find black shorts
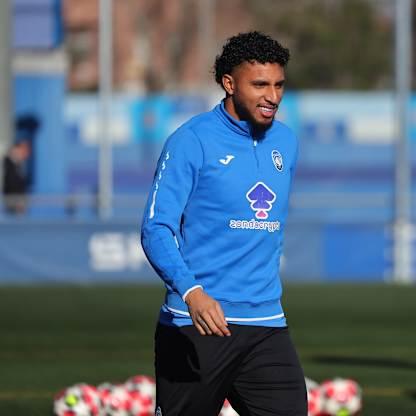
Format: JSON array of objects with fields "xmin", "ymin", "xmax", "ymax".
[{"xmin": 154, "ymin": 323, "xmax": 307, "ymax": 416}]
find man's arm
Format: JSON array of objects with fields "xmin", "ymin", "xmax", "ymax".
[{"xmin": 141, "ymin": 127, "xmax": 230, "ymax": 336}]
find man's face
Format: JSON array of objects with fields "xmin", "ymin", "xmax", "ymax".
[
  {"xmin": 223, "ymin": 61, "xmax": 285, "ymax": 130},
  {"xmin": 12, "ymin": 141, "xmax": 31, "ymax": 162}
]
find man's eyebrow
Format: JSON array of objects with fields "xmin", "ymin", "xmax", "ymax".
[
  {"xmin": 250, "ymin": 79, "xmax": 286, "ymax": 85},
  {"xmin": 251, "ymin": 79, "xmax": 271, "ymax": 85}
]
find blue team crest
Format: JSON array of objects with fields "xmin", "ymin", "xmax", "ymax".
[{"xmin": 271, "ymin": 150, "xmax": 283, "ymax": 172}]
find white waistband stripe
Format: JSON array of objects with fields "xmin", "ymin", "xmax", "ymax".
[
  {"xmin": 225, "ymin": 313, "xmax": 285, "ymax": 322},
  {"xmin": 164, "ymin": 305, "xmax": 285, "ymax": 322}
]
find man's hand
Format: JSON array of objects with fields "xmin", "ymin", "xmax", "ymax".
[{"xmin": 185, "ymin": 288, "xmax": 231, "ymax": 337}]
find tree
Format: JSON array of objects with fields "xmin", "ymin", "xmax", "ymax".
[{"xmin": 245, "ymin": 0, "xmax": 394, "ymax": 90}]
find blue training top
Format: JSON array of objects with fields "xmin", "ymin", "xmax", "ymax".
[{"xmin": 141, "ymin": 101, "xmax": 298, "ymax": 327}]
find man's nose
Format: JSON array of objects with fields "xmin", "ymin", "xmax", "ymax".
[{"xmin": 265, "ymin": 87, "xmax": 279, "ymax": 104}]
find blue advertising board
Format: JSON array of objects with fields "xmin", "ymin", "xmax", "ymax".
[
  {"xmin": 0, "ymin": 221, "xmax": 395, "ymax": 283},
  {"xmin": 0, "ymin": 221, "xmax": 153, "ymax": 283}
]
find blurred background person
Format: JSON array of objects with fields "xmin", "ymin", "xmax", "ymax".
[{"xmin": 2, "ymin": 114, "xmax": 40, "ymax": 215}]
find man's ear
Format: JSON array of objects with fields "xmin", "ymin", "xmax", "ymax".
[{"xmin": 222, "ymin": 74, "xmax": 234, "ymax": 95}]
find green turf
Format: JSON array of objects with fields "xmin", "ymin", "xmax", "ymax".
[{"xmin": 0, "ymin": 284, "xmax": 415, "ymax": 415}]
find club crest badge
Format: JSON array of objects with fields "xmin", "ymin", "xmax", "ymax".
[{"xmin": 271, "ymin": 150, "xmax": 283, "ymax": 172}]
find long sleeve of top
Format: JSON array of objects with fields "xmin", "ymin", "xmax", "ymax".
[
  {"xmin": 141, "ymin": 101, "xmax": 298, "ymax": 327},
  {"xmin": 141, "ymin": 127, "xmax": 204, "ymax": 299}
]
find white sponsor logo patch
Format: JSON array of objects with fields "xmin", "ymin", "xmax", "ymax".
[
  {"xmin": 229, "ymin": 182, "xmax": 280, "ymax": 232},
  {"xmin": 229, "ymin": 219, "xmax": 280, "ymax": 233}
]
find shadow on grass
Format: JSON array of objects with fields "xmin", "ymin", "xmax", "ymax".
[
  {"xmin": 310, "ymin": 355, "xmax": 416, "ymax": 371},
  {"xmin": 405, "ymin": 389, "xmax": 416, "ymax": 401}
]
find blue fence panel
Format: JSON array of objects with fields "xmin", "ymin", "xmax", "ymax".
[
  {"xmin": 0, "ymin": 221, "xmax": 156, "ymax": 283},
  {"xmin": 0, "ymin": 220, "xmax": 394, "ymax": 283},
  {"xmin": 323, "ymin": 224, "xmax": 388, "ymax": 280}
]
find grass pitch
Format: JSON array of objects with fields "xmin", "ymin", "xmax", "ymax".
[{"xmin": 0, "ymin": 283, "xmax": 415, "ymax": 415}]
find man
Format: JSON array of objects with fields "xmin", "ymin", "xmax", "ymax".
[
  {"xmin": 141, "ymin": 31, "xmax": 307, "ymax": 416},
  {"xmin": 2, "ymin": 139, "xmax": 31, "ymax": 214},
  {"xmin": 2, "ymin": 115, "xmax": 39, "ymax": 214}
]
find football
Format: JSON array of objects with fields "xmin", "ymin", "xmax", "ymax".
[
  {"xmin": 54, "ymin": 383, "xmax": 102, "ymax": 416},
  {"xmin": 129, "ymin": 391, "xmax": 153, "ymax": 416},
  {"xmin": 100, "ymin": 384, "xmax": 132, "ymax": 416},
  {"xmin": 320, "ymin": 378, "xmax": 362, "ymax": 416},
  {"xmin": 97, "ymin": 382, "xmax": 117, "ymax": 410},
  {"xmin": 124, "ymin": 375, "xmax": 156, "ymax": 411},
  {"xmin": 305, "ymin": 377, "xmax": 325, "ymax": 416},
  {"xmin": 307, "ymin": 385, "xmax": 325, "ymax": 416}
]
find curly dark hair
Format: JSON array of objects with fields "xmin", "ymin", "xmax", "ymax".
[{"xmin": 214, "ymin": 31, "xmax": 290, "ymax": 88}]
